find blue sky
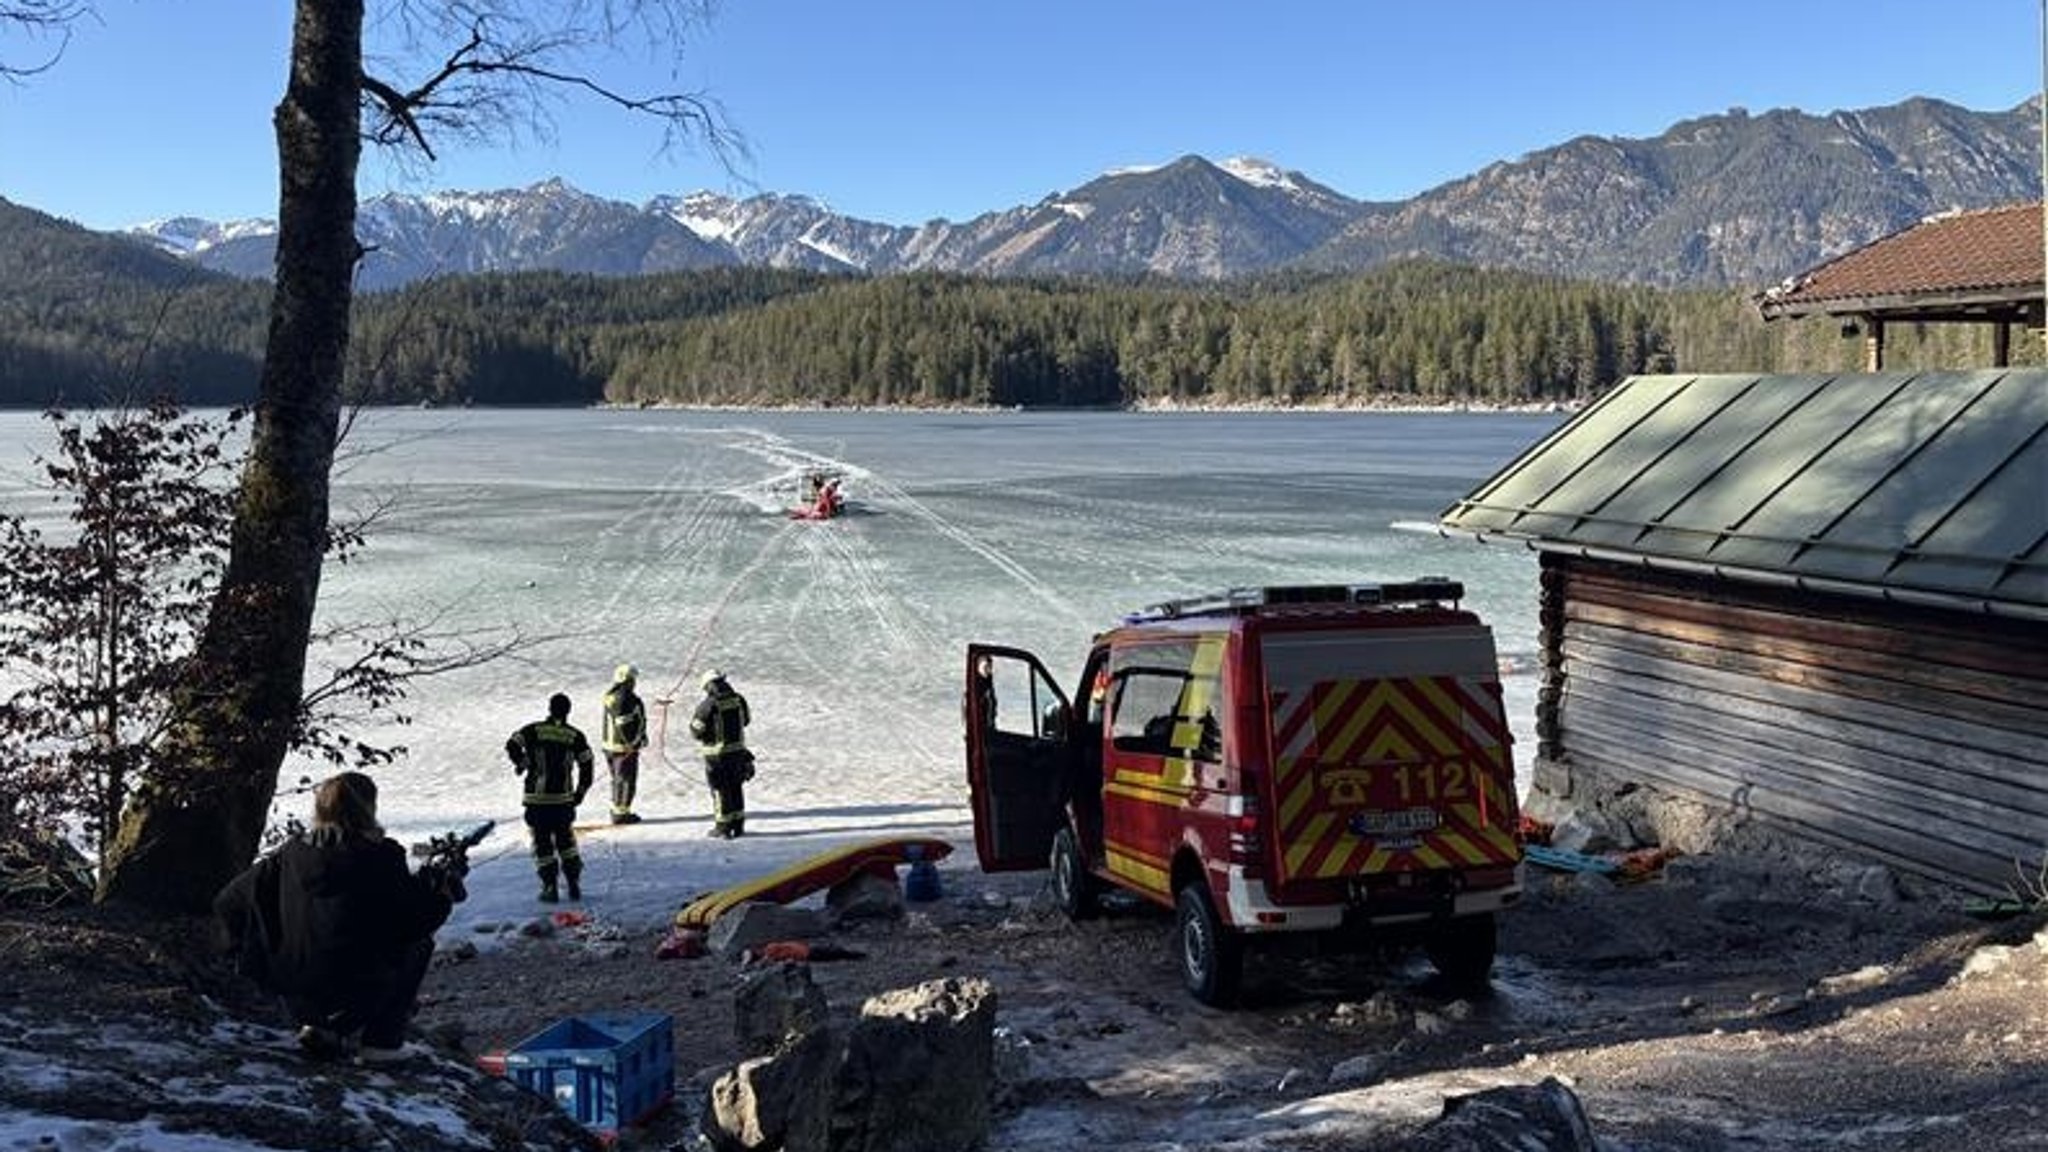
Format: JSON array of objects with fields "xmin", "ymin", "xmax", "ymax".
[{"xmin": 1, "ymin": 1, "xmax": 2041, "ymax": 231}]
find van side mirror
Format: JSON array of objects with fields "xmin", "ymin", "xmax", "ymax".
[{"xmin": 1041, "ymin": 702, "xmax": 1068, "ymax": 743}]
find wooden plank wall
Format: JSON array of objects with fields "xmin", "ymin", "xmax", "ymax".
[{"xmin": 1539, "ymin": 554, "xmax": 2048, "ymax": 895}]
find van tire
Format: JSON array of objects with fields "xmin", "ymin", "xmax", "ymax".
[
  {"xmin": 1050, "ymin": 826, "xmax": 1098, "ymax": 920},
  {"xmin": 1425, "ymin": 913, "xmax": 1497, "ymax": 989},
  {"xmin": 1175, "ymin": 884, "xmax": 1243, "ymax": 1007}
]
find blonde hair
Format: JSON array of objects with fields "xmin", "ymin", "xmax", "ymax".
[{"xmin": 312, "ymin": 771, "xmax": 383, "ymax": 841}]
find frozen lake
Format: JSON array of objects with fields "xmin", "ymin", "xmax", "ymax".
[{"xmin": 0, "ymin": 406, "xmax": 1565, "ymax": 846}]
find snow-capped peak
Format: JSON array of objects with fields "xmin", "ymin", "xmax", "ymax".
[
  {"xmin": 128, "ymin": 215, "xmax": 275, "ymax": 255},
  {"xmin": 402, "ymin": 179, "xmax": 595, "ymax": 223},
  {"xmin": 215, "ymin": 218, "xmax": 275, "ymax": 242},
  {"xmin": 659, "ymin": 191, "xmax": 744, "ymax": 241},
  {"xmin": 1219, "ymin": 157, "xmax": 1298, "ymax": 192},
  {"xmin": 657, "ymin": 189, "xmax": 831, "ymax": 244}
]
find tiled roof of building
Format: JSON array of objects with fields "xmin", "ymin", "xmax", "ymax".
[{"xmin": 1755, "ymin": 202, "xmax": 2043, "ymax": 319}]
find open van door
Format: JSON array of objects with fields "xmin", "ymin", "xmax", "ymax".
[{"xmin": 964, "ymin": 644, "xmax": 1074, "ymax": 872}]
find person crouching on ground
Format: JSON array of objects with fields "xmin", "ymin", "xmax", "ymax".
[
  {"xmin": 690, "ymin": 669, "xmax": 753, "ymax": 838},
  {"xmin": 507, "ymin": 691, "xmax": 595, "ymax": 902},
  {"xmin": 601, "ymin": 663, "xmax": 649, "ymax": 825},
  {"xmin": 213, "ymin": 771, "xmax": 465, "ymax": 1064}
]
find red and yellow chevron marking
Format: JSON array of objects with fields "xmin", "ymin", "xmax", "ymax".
[{"xmin": 1270, "ymin": 675, "xmax": 1518, "ymax": 882}]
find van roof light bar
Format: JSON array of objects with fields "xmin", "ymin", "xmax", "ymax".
[{"xmin": 1128, "ymin": 577, "xmax": 1463, "ymax": 621}]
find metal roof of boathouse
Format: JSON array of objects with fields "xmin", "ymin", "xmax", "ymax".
[{"xmin": 1438, "ymin": 371, "xmax": 2048, "ymax": 619}]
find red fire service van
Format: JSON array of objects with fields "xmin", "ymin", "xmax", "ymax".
[{"xmin": 964, "ymin": 580, "xmax": 1524, "ymax": 1006}]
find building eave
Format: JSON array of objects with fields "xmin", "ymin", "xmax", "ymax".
[
  {"xmin": 1437, "ymin": 525, "xmax": 2048, "ymax": 625},
  {"xmin": 1756, "ymin": 287, "xmax": 2042, "ymax": 323}
]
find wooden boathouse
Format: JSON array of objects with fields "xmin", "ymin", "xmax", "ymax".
[{"xmin": 1439, "ymin": 370, "xmax": 2048, "ymax": 895}]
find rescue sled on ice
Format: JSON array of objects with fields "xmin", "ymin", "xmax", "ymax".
[
  {"xmin": 787, "ymin": 470, "xmax": 846, "ymax": 521},
  {"xmin": 674, "ymin": 835, "xmax": 951, "ymax": 929}
]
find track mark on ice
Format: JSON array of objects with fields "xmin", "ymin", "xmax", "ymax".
[{"xmin": 849, "ymin": 471, "xmax": 1089, "ymax": 629}]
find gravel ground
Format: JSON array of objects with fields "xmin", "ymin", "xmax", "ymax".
[
  {"xmin": 413, "ymin": 843, "xmax": 2048, "ymax": 1150},
  {"xmin": 3, "ymin": 835, "xmax": 2042, "ymax": 1151}
]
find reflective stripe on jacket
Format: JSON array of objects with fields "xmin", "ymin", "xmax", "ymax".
[
  {"xmin": 601, "ymin": 687, "xmax": 648, "ymax": 753},
  {"xmin": 690, "ymin": 687, "xmax": 750, "ymax": 756},
  {"xmin": 507, "ymin": 718, "xmax": 595, "ymax": 806}
]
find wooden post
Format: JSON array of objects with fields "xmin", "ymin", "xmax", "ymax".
[
  {"xmin": 1863, "ymin": 317, "xmax": 1885, "ymax": 371},
  {"xmin": 1994, "ymin": 321, "xmax": 2012, "ymax": 367}
]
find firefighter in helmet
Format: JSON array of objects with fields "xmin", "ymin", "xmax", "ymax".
[
  {"xmin": 690, "ymin": 669, "xmax": 753, "ymax": 838},
  {"xmin": 505, "ymin": 692, "xmax": 594, "ymax": 901},
  {"xmin": 600, "ymin": 664, "xmax": 649, "ymax": 825}
]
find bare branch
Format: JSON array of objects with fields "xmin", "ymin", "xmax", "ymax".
[
  {"xmin": 300, "ymin": 624, "xmax": 512, "ymax": 714},
  {"xmin": 0, "ymin": 0, "xmax": 87, "ymax": 26},
  {"xmin": 359, "ymin": 1, "xmax": 747, "ymax": 175},
  {"xmin": 361, "ymin": 72, "xmax": 437, "ymax": 158},
  {"xmin": 0, "ymin": 1, "xmax": 90, "ymax": 80},
  {"xmin": 297, "ymin": 610, "xmax": 576, "ymax": 750}
]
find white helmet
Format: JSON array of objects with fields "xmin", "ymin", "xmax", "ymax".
[
  {"xmin": 700, "ymin": 668, "xmax": 724, "ymax": 688},
  {"xmin": 614, "ymin": 663, "xmax": 638, "ymax": 684}
]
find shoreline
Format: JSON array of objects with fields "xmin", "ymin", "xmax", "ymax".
[{"xmin": 591, "ymin": 396, "xmax": 1584, "ymax": 416}]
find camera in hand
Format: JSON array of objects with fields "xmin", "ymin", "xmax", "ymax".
[{"xmin": 410, "ymin": 820, "xmax": 493, "ymax": 901}]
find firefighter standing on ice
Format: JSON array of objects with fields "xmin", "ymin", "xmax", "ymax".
[
  {"xmin": 601, "ymin": 664, "xmax": 649, "ymax": 825},
  {"xmin": 691, "ymin": 669, "xmax": 753, "ymax": 838},
  {"xmin": 506, "ymin": 692, "xmax": 594, "ymax": 901}
]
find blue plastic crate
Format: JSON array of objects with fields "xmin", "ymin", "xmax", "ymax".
[{"xmin": 504, "ymin": 1012, "xmax": 675, "ymax": 1137}]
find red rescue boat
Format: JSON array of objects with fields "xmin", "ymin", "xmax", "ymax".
[{"xmin": 788, "ymin": 471, "xmax": 845, "ymax": 520}]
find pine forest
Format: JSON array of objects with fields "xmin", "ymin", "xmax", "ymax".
[{"xmin": 2, "ymin": 239, "xmax": 2032, "ymax": 411}]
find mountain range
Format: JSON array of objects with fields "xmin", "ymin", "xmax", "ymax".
[{"xmin": 122, "ymin": 95, "xmax": 2043, "ymax": 292}]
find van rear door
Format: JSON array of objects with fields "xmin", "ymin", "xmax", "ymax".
[
  {"xmin": 963, "ymin": 644, "xmax": 1075, "ymax": 872},
  {"xmin": 1257, "ymin": 624, "xmax": 1520, "ymax": 890}
]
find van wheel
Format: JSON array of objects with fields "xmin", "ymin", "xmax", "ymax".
[
  {"xmin": 1050, "ymin": 827, "xmax": 1098, "ymax": 920},
  {"xmin": 1175, "ymin": 884, "xmax": 1242, "ymax": 1007},
  {"xmin": 1425, "ymin": 913, "xmax": 1497, "ymax": 990}
]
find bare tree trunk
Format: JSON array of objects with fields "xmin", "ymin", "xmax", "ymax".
[{"xmin": 99, "ymin": 0, "xmax": 362, "ymax": 913}]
